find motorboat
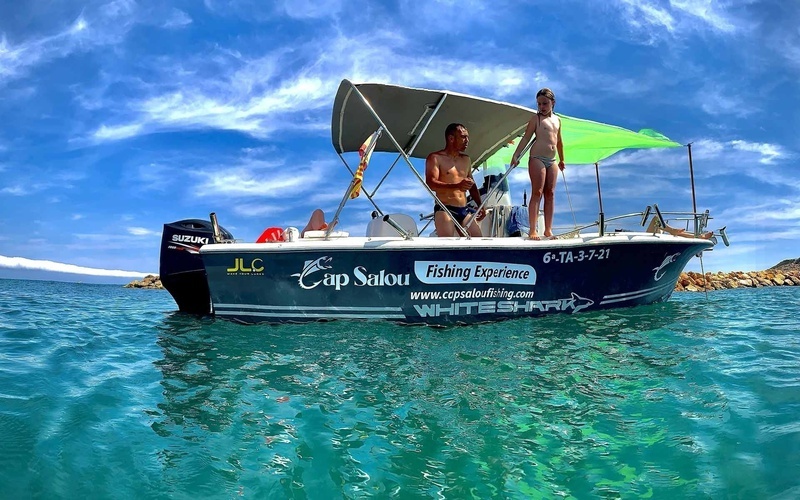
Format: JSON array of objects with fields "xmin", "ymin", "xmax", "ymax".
[{"xmin": 159, "ymin": 79, "xmax": 727, "ymax": 325}]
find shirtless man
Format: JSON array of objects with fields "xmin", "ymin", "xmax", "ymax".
[
  {"xmin": 510, "ymin": 88, "xmax": 565, "ymax": 240},
  {"xmin": 425, "ymin": 123, "xmax": 484, "ymax": 237}
]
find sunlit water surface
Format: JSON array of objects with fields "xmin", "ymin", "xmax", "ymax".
[{"xmin": 1, "ymin": 279, "xmax": 798, "ymax": 498}]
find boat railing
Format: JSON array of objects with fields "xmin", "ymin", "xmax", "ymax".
[{"xmin": 564, "ymin": 204, "xmax": 719, "ymax": 239}]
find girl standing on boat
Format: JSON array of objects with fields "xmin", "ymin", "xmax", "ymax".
[{"xmin": 510, "ymin": 88, "xmax": 565, "ymax": 240}]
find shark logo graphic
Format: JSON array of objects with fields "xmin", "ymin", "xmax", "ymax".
[
  {"xmin": 653, "ymin": 253, "xmax": 681, "ymax": 281},
  {"xmin": 291, "ymin": 256, "xmax": 333, "ymax": 289},
  {"xmin": 564, "ymin": 292, "xmax": 594, "ymax": 313}
]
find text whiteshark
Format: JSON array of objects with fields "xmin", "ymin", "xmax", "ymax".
[{"xmin": 412, "ymin": 292, "xmax": 594, "ymax": 317}]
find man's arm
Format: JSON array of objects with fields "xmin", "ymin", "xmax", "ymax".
[
  {"xmin": 425, "ymin": 153, "xmax": 448, "ymax": 189},
  {"xmin": 466, "ymin": 167, "xmax": 486, "ymax": 220},
  {"xmin": 468, "ymin": 182, "xmax": 482, "ymax": 207}
]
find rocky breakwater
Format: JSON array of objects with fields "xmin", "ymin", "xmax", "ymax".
[
  {"xmin": 124, "ymin": 274, "xmax": 163, "ymax": 289},
  {"xmin": 676, "ymin": 258, "xmax": 800, "ymax": 292}
]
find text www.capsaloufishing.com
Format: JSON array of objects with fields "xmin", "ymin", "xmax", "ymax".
[{"xmin": 409, "ymin": 288, "xmax": 536, "ymax": 302}]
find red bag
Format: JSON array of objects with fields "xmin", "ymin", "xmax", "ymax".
[{"xmin": 256, "ymin": 227, "xmax": 285, "ymax": 243}]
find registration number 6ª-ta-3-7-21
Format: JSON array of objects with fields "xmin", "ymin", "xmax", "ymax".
[{"xmin": 542, "ymin": 248, "xmax": 611, "ymax": 264}]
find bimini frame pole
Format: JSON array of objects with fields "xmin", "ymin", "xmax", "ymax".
[
  {"xmin": 687, "ymin": 142, "xmax": 698, "ymax": 236},
  {"xmin": 331, "ymin": 81, "xmax": 477, "ymax": 238},
  {"xmin": 334, "ymin": 97, "xmax": 446, "ymax": 221},
  {"xmin": 595, "ymin": 162, "xmax": 605, "ymax": 236},
  {"xmin": 465, "ymin": 139, "xmax": 536, "ymax": 233},
  {"xmin": 688, "ymin": 142, "xmax": 710, "ymax": 299},
  {"xmin": 369, "ymin": 96, "xmax": 447, "ymax": 203},
  {"xmin": 328, "ymin": 127, "xmax": 384, "ymax": 237}
]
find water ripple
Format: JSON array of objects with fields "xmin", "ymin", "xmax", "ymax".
[{"xmin": 0, "ymin": 280, "xmax": 798, "ymax": 497}]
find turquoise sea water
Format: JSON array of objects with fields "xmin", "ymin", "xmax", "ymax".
[{"xmin": 1, "ymin": 278, "xmax": 798, "ymax": 499}]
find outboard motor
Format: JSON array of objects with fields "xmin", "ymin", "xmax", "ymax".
[{"xmin": 159, "ymin": 218, "xmax": 233, "ymax": 315}]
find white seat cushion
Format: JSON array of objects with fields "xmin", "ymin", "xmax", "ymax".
[{"xmin": 366, "ymin": 213, "xmax": 419, "ymax": 237}]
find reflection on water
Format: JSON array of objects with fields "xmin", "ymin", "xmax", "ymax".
[{"xmin": 151, "ymin": 300, "xmax": 733, "ymax": 498}]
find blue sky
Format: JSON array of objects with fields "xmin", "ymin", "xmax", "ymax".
[{"xmin": 1, "ymin": 0, "xmax": 798, "ymax": 283}]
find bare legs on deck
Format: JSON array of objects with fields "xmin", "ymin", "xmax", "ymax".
[
  {"xmin": 301, "ymin": 209, "xmax": 328, "ymax": 237},
  {"xmin": 528, "ymin": 159, "xmax": 559, "ymax": 239},
  {"xmin": 646, "ymin": 217, "xmax": 714, "ymax": 239}
]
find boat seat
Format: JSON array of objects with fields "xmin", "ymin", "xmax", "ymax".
[
  {"xmin": 302, "ymin": 230, "xmax": 349, "ymax": 239},
  {"xmin": 366, "ymin": 213, "xmax": 419, "ymax": 237}
]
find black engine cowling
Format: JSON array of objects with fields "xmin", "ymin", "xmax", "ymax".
[{"xmin": 159, "ymin": 219, "xmax": 233, "ymax": 315}]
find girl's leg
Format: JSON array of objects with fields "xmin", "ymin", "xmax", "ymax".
[
  {"xmin": 527, "ymin": 159, "xmax": 547, "ymax": 239},
  {"xmin": 542, "ymin": 164, "xmax": 559, "ymax": 238}
]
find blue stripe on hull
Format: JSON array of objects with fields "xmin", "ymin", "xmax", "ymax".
[{"xmin": 599, "ymin": 280, "xmax": 676, "ymax": 305}]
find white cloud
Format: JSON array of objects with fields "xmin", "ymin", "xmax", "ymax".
[
  {"xmin": 776, "ymin": 29, "xmax": 800, "ymax": 70},
  {"xmin": 232, "ymin": 202, "xmax": 293, "ymax": 217},
  {"xmin": 725, "ymin": 198, "xmax": 800, "ymax": 225},
  {"xmin": 127, "ymin": 227, "xmax": 159, "ymax": 236},
  {"xmin": 371, "ymin": 174, "xmax": 431, "ymax": 203},
  {"xmin": 70, "ymin": 16, "xmax": 89, "ymax": 34},
  {"xmin": 0, "ymin": 34, "xmax": 33, "ymax": 82},
  {"xmin": 620, "ymin": 0, "xmax": 676, "ymax": 33},
  {"xmin": 639, "ymin": 138, "xmax": 793, "ymax": 178},
  {"xmin": 0, "ymin": 254, "xmax": 152, "ymax": 277},
  {"xmin": 614, "ymin": 0, "xmax": 745, "ymax": 44},
  {"xmin": 191, "ymin": 158, "xmax": 330, "ymax": 200},
  {"xmin": 1, "ymin": 185, "xmax": 31, "ymax": 196},
  {"xmin": 161, "ymin": 8, "xmax": 192, "ymax": 28},
  {"xmin": 696, "ymin": 85, "xmax": 746, "ymax": 117},
  {"xmin": 93, "ymin": 123, "xmax": 144, "ymax": 141},
  {"xmin": 730, "ymin": 140, "xmax": 784, "ymax": 164},
  {"xmin": 398, "ymin": 0, "xmax": 500, "ymax": 30},
  {"xmin": 0, "ymin": 2, "xmax": 138, "ymax": 87},
  {"xmin": 708, "ymin": 138, "xmax": 787, "ymax": 164},
  {"xmin": 670, "ymin": 0, "xmax": 738, "ymax": 33},
  {"xmin": 132, "ymin": 162, "xmax": 179, "ymax": 192},
  {"xmin": 0, "ymin": 10, "xmax": 130, "ymax": 83},
  {"xmin": 85, "ymin": 29, "xmax": 543, "ymax": 143},
  {"xmin": 279, "ymin": 0, "xmax": 343, "ymax": 19}
]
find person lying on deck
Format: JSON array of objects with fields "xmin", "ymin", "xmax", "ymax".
[
  {"xmin": 646, "ymin": 217, "xmax": 714, "ymax": 239},
  {"xmin": 425, "ymin": 123, "xmax": 485, "ymax": 237}
]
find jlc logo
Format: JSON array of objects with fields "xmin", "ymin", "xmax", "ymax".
[
  {"xmin": 291, "ymin": 256, "xmax": 410, "ymax": 290},
  {"xmin": 227, "ymin": 257, "xmax": 264, "ymax": 274}
]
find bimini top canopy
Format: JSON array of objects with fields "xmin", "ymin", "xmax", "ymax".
[
  {"xmin": 331, "ymin": 79, "xmax": 533, "ymax": 166},
  {"xmin": 331, "ymin": 79, "xmax": 682, "ymax": 167},
  {"xmin": 486, "ymin": 119, "xmax": 682, "ymax": 166}
]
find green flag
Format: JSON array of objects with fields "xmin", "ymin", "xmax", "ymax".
[{"xmin": 485, "ymin": 114, "xmax": 682, "ymax": 167}]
